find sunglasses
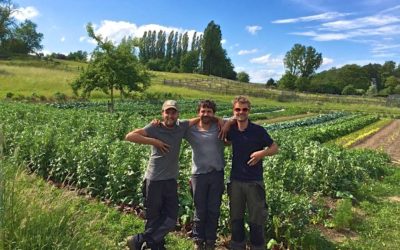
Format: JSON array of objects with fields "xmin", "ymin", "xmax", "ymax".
[{"xmin": 234, "ymin": 108, "xmax": 249, "ymax": 112}]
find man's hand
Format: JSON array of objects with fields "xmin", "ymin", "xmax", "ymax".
[
  {"xmin": 218, "ymin": 118, "xmax": 235, "ymax": 140},
  {"xmin": 247, "ymin": 150, "xmax": 265, "ymax": 166},
  {"xmin": 153, "ymin": 139, "xmax": 170, "ymax": 154},
  {"xmin": 151, "ymin": 119, "xmax": 161, "ymax": 127}
]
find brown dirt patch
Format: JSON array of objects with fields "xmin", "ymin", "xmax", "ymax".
[
  {"xmin": 352, "ymin": 119, "xmax": 400, "ymax": 164},
  {"xmin": 315, "ymin": 224, "xmax": 359, "ymax": 243},
  {"xmin": 387, "ymin": 196, "xmax": 400, "ymax": 203}
]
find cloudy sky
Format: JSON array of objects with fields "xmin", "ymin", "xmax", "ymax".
[{"xmin": 12, "ymin": 0, "xmax": 400, "ymax": 83}]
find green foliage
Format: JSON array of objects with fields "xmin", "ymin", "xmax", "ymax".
[
  {"xmin": 342, "ymin": 84, "xmax": 358, "ymax": 95},
  {"xmin": 237, "ymin": 71, "xmax": 250, "ymax": 83},
  {"xmin": 67, "ymin": 50, "xmax": 88, "ymax": 62},
  {"xmin": 201, "ymin": 21, "xmax": 236, "ymax": 79},
  {"xmin": 284, "ymin": 43, "xmax": 322, "ymax": 78},
  {"xmin": 295, "ymin": 76, "xmax": 310, "ymax": 91},
  {"xmin": 266, "ymin": 78, "xmax": 275, "ymax": 87},
  {"xmin": 278, "ymin": 72, "xmax": 297, "ymax": 90},
  {"xmin": 72, "ymin": 24, "xmax": 150, "ymax": 110},
  {"xmin": 332, "ymin": 199, "xmax": 353, "ymax": 230},
  {"xmin": 180, "ymin": 50, "xmax": 199, "ymax": 73}
]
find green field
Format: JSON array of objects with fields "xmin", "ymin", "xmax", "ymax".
[{"xmin": 1, "ymin": 57, "xmax": 400, "ymax": 250}]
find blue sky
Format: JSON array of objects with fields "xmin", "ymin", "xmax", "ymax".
[{"xmin": 11, "ymin": 0, "xmax": 400, "ymax": 83}]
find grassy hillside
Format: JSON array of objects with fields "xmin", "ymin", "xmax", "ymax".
[{"xmin": 1, "ymin": 56, "xmax": 400, "ymax": 115}]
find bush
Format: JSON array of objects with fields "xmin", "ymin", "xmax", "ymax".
[
  {"xmin": 332, "ymin": 199, "xmax": 353, "ymax": 230},
  {"xmin": 5, "ymin": 92, "xmax": 13, "ymax": 99},
  {"xmin": 342, "ymin": 84, "xmax": 357, "ymax": 95},
  {"xmin": 53, "ymin": 92, "xmax": 67, "ymax": 102}
]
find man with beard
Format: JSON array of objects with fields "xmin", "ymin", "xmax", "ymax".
[
  {"xmin": 184, "ymin": 100, "xmax": 227, "ymax": 250},
  {"xmin": 126, "ymin": 100, "xmax": 195, "ymax": 250},
  {"xmin": 225, "ymin": 96, "xmax": 278, "ymax": 250}
]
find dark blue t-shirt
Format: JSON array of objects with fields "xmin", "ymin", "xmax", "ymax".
[{"xmin": 227, "ymin": 121, "xmax": 274, "ymax": 181}]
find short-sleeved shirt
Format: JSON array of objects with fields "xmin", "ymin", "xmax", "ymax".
[
  {"xmin": 226, "ymin": 121, "xmax": 274, "ymax": 181},
  {"xmin": 184, "ymin": 123, "xmax": 225, "ymax": 175},
  {"xmin": 144, "ymin": 120, "xmax": 189, "ymax": 181}
]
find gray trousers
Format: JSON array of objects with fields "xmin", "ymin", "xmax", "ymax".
[
  {"xmin": 142, "ymin": 179, "xmax": 178, "ymax": 246},
  {"xmin": 190, "ymin": 170, "xmax": 224, "ymax": 243},
  {"xmin": 227, "ymin": 180, "xmax": 267, "ymax": 250}
]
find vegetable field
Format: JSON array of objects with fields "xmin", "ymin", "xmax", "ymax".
[{"xmin": 0, "ymin": 100, "xmax": 396, "ymax": 249}]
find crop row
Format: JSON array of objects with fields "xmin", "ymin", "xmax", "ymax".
[{"xmin": 0, "ymin": 102, "xmax": 391, "ymax": 247}]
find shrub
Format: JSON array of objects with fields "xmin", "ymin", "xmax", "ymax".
[{"xmin": 332, "ymin": 199, "xmax": 353, "ymax": 230}]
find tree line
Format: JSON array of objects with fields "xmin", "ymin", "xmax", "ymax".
[
  {"xmin": 137, "ymin": 21, "xmax": 237, "ymax": 80},
  {"xmin": 278, "ymin": 43, "xmax": 400, "ymax": 96}
]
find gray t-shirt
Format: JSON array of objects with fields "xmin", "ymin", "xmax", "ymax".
[
  {"xmin": 144, "ymin": 120, "xmax": 189, "ymax": 181},
  {"xmin": 184, "ymin": 123, "xmax": 225, "ymax": 175}
]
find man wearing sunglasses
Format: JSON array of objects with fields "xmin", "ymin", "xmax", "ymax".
[{"xmin": 225, "ymin": 95, "xmax": 278, "ymax": 250}]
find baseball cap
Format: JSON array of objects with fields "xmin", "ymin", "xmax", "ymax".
[{"xmin": 162, "ymin": 100, "xmax": 179, "ymax": 111}]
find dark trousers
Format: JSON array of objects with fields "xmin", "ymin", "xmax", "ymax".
[
  {"xmin": 142, "ymin": 179, "xmax": 178, "ymax": 246},
  {"xmin": 227, "ymin": 180, "xmax": 267, "ymax": 250},
  {"xmin": 190, "ymin": 170, "xmax": 224, "ymax": 243}
]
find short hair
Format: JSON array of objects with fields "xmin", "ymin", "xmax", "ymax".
[
  {"xmin": 197, "ymin": 99, "xmax": 217, "ymax": 113},
  {"xmin": 232, "ymin": 95, "xmax": 251, "ymax": 108}
]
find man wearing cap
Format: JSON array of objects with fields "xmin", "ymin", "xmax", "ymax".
[{"xmin": 126, "ymin": 100, "xmax": 194, "ymax": 250}]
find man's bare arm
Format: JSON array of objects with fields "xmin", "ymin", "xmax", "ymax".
[
  {"xmin": 247, "ymin": 142, "xmax": 279, "ymax": 166},
  {"xmin": 125, "ymin": 128, "xmax": 170, "ymax": 153}
]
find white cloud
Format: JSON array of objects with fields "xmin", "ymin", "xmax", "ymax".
[
  {"xmin": 246, "ymin": 25, "xmax": 262, "ymax": 35},
  {"xmin": 91, "ymin": 20, "xmax": 201, "ymax": 45},
  {"xmin": 11, "ymin": 6, "xmax": 39, "ymax": 21},
  {"xmin": 221, "ymin": 39, "xmax": 227, "ymax": 44},
  {"xmin": 272, "ymin": 12, "xmax": 351, "ymax": 24},
  {"xmin": 60, "ymin": 36, "xmax": 65, "ymax": 42},
  {"xmin": 322, "ymin": 57, "xmax": 334, "ymax": 65},
  {"xmin": 321, "ymin": 15, "xmax": 400, "ymax": 31},
  {"xmin": 247, "ymin": 68, "xmax": 284, "ymax": 83},
  {"xmin": 250, "ymin": 54, "xmax": 283, "ymax": 66},
  {"xmin": 79, "ymin": 36, "xmax": 86, "ymax": 42},
  {"xmin": 238, "ymin": 49, "xmax": 258, "ymax": 55},
  {"xmin": 246, "ymin": 54, "xmax": 285, "ymax": 82}
]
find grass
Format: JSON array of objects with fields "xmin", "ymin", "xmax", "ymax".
[
  {"xmin": 0, "ymin": 158, "xmax": 192, "ymax": 250},
  {"xmin": 2, "ymin": 56, "xmax": 400, "ymax": 116},
  {"xmin": 338, "ymin": 166, "xmax": 400, "ymax": 249}
]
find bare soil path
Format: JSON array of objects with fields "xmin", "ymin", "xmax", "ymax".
[{"xmin": 353, "ymin": 119, "xmax": 400, "ymax": 164}]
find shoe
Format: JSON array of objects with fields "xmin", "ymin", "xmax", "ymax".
[
  {"xmin": 127, "ymin": 234, "xmax": 144, "ymax": 250},
  {"xmin": 194, "ymin": 241, "xmax": 205, "ymax": 250},
  {"xmin": 205, "ymin": 240, "xmax": 215, "ymax": 250}
]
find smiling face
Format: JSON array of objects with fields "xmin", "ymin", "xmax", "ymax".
[
  {"xmin": 233, "ymin": 102, "xmax": 250, "ymax": 122},
  {"xmin": 198, "ymin": 106, "xmax": 215, "ymax": 124},
  {"xmin": 162, "ymin": 108, "xmax": 179, "ymax": 127}
]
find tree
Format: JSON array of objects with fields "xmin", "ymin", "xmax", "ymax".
[
  {"xmin": 67, "ymin": 50, "xmax": 88, "ymax": 62},
  {"xmin": 3, "ymin": 19, "xmax": 43, "ymax": 54},
  {"xmin": 295, "ymin": 77, "xmax": 310, "ymax": 91},
  {"xmin": 384, "ymin": 76, "xmax": 400, "ymax": 89},
  {"xmin": 266, "ymin": 78, "xmax": 275, "ymax": 87},
  {"xmin": 201, "ymin": 21, "xmax": 224, "ymax": 75},
  {"xmin": 237, "ymin": 71, "xmax": 250, "ymax": 83},
  {"xmin": 180, "ymin": 50, "xmax": 199, "ymax": 73},
  {"xmin": 72, "ymin": 23, "xmax": 150, "ymax": 111},
  {"xmin": 342, "ymin": 84, "xmax": 357, "ymax": 95},
  {"xmin": 284, "ymin": 44, "xmax": 322, "ymax": 78},
  {"xmin": 0, "ymin": 0, "xmax": 15, "ymax": 45},
  {"xmin": 278, "ymin": 72, "xmax": 297, "ymax": 90}
]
